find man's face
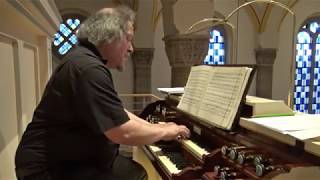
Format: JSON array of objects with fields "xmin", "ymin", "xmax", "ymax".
[{"xmin": 101, "ymin": 22, "xmax": 134, "ymax": 71}]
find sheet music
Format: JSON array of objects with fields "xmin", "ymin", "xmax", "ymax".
[
  {"xmin": 178, "ymin": 65, "xmax": 252, "ymax": 129},
  {"xmin": 178, "ymin": 66, "xmax": 211, "ymax": 115},
  {"xmin": 198, "ymin": 67, "xmax": 251, "ymax": 128}
]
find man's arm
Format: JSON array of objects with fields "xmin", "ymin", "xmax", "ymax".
[
  {"xmin": 104, "ymin": 111, "xmax": 190, "ymax": 146},
  {"xmin": 124, "ymin": 109, "xmax": 149, "ymax": 125}
]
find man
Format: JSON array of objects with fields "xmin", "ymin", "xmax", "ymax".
[{"xmin": 15, "ymin": 6, "xmax": 190, "ymax": 180}]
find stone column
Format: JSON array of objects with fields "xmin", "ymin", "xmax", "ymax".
[
  {"xmin": 160, "ymin": 0, "xmax": 179, "ymax": 36},
  {"xmin": 132, "ymin": 48, "xmax": 154, "ymax": 93},
  {"xmin": 131, "ymin": 48, "xmax": 154, "ymax": 113},
  {"xmin": 163, "ymin": 34, "xmax": 209, "ymax": 87},
  {"xmin": 255, "ymin": 48, "xmax": 277, "ymax": 98}
]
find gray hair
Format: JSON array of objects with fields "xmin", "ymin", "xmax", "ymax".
[{"xmin": 77, "ymin": 6, "xmax": 135, "ymax": 47}]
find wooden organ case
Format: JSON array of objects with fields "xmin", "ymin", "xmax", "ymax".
[{"xmin": 138, "ymin": 98, "xmax": 320, "ymax": 180}]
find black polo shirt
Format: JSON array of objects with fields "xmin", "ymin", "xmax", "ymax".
[{"xmin": 15, "ymin": 41, "xmax": 129, "ymax": 177}]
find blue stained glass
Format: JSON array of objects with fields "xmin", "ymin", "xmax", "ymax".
[
  {"xmin": 297, "ymin": 31, "xmax": 311, "ymax": 43},
  {"xmin": 317, "ymin": 34, "xmax": 320, "ymax": 43},
  {"xmin": 58, "ymin": 42, "xmax": 72, "ymax": 55},
  {"xmin": 53, "ymin": 17, "xmax": 82, "ymax": 57},
  {"xmin": 69, "ymin": 34, "xmax": 78, "ymax": 45},
  {"xmin": 312, "ymin": 38, "xmax": 320, "ymax": 113},
  {"xmin": 296, "ymin": 43, "xmax": 312, "ymax": 70},
  {"xmin": 213, "ymin": 30, "xmax": 223, "ymax": 43},
  {"xmin": 60, "ymin": 24, "xmax": 72, "ymax": 37},
  {"xmin": 294, "ymin": 32, "xmax": 312, "ymax": 113},
  {"xmin": 316, "ymin": 44, "xmax": 320, "ymax": 64},
  {"xmin": 204, "ymin": 29, "xmax": 225, "ymax": 65},
  {"xmin": 53, "ymin": 33, "xmax": 64, "ymax": 46},
  {"xmin": 294, "ymin": 20, "xmax": 320, "ymax": 114},
  {"xmin": 67, "ymin": 19, "xmax": 80, "ymax": 30},
  {"xmin": 310, "ymin": 22, "xmax": 319, "ymax": 33}
]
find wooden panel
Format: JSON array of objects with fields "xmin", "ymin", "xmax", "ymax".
[
  {"xmin": 0, "ymin": 33, "xmax": 19, "ymax": 180},
  {"xmin": 20, "ymin": 43, "xmax": 39, "ymax": 132}
]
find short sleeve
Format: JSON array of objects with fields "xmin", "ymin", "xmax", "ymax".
[{"xmin": 74, "ymin": 65, "xmax": 129, "ymax": 134}]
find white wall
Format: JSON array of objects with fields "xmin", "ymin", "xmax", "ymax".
[
  {"xmin": 233, "ymin": 1, "xmax": 257, "ymax": 95},
  {"xmin": 174, "ymin": 0, "xmax": 215, "ymax": 34}
]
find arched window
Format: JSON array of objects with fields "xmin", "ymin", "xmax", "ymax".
[
  {"xmin": 294, "ymin": 18, "xmax": 320, "ymax": 114},
  {"xmin": 204, "ymin": 28, "xmax": 226, "ymax": 64},
  {"xmin": 52, "ymin": 14, "xmax": 85, "ymax": 59}
]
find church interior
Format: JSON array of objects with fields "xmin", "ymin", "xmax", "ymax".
[{"xmin": 2, "ymin": 0, "xmax": 320, "ymax": 179}]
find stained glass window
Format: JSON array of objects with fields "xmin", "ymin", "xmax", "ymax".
[
  {"xmin": 294, "ymin": 19, "xmax": 320, "ymax": 114},
  {"xmin": 204, "ymin": 29, "xmax": 225, "ymax": 64},
  {"xmin": 53, "ymin": 18, "xmax": 81, "ymax": 57}
]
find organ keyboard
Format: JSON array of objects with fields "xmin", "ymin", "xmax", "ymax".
[
  {"xmin": 137, "ymin": 99, "xmax": 320, "ymax": 179},
  {"xmin": 181, "ymin": 139, "xmax": 210, "ymax": 159}
]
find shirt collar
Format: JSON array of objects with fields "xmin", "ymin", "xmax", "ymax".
[{"xmin": 78, "ymin": 38, "xmax": 108, "ymax": 64}]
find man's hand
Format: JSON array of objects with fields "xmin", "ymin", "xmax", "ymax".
[{"xmin": 157, "ymin": 122, "xmax": 190, "ymax": 141}]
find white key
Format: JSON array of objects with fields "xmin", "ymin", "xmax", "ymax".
[
  {"xmin": 158, "ymin": 155, "xmax": 181, "ymax": 175},
  {"xmin": 148, "ymin": 145, "xmax": 162, "ymax": 153},
  {"xmin": 182, "ymin": 139, "xmax": 209, "ymax": 159}
]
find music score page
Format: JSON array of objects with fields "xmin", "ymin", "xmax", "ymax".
[
  {"xmin": 177, "ymin": 66, "xmax": 211, "ymax": 115},
  {"xmin": 178, "ymin": 65, "xmax": 252, "ymax": 130}
]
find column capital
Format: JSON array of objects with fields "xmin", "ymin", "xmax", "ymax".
[
  {"xmin": 163, "ymin": 34, "xmax": 209, "ymax": 67},
  {"xmin": 163, "ymin": 34, "xmax": 209, "ymax": 87},
  {"xmin": 132, "ymin": 48, "xmax": 154, "ymax": 67}
]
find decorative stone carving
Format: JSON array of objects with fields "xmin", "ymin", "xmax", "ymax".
[
  {"xmin": 132, "ymin": 48, "xmax": 154, "ymax": 94},
  {"xmin": 255, "ymin": 48, "xmax": 277, "ymax": 98},
  {"xmin": 163, "ymin": 34, "xmax": 209, "ymax": 87}
]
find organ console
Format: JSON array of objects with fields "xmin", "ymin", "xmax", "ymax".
[{"xmin": 137, "ymin": 98, "xmax": 320, "ymax": 179}]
